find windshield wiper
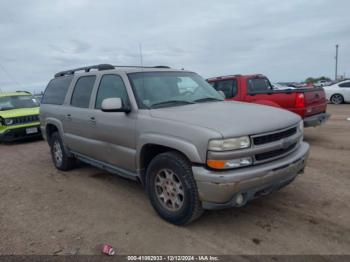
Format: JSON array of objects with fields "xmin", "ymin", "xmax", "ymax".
[
  {"xmin": 150, "ymin": 100, "xmax": 195, "ymax": 109},
  {"xmin": 193, "ymin": 97, "xmax": 223, "ymax": 103}
]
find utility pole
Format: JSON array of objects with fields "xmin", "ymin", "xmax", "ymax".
[{"xmin": 335, "ymin": 44, "xmax": 339, "ymax": 81}]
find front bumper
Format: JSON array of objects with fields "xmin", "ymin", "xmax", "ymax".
[
  {"xmin": 304, "ymin": 112, "xmax": 330, "ymax": 127},
  {"xmin": 0, "ymin": 125, "xmax": 42, "ymax": 142},
  {"xmin": 192, "ymin": 142, "xmax": 310, "ymax": 210}
]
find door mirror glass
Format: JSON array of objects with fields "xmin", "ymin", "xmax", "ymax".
[{"xmin": 101, "ymin": 98, "xmax": 129, "ymax": 112}]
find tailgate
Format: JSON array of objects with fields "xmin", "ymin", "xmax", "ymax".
[{"xmin": 302, "ymin": 88, "xmax": 327, "ymax": 116}]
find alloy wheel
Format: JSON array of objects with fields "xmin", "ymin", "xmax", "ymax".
[{"xmin": 154, "ymin": 169, "xmax": 185, "ymax": 211}]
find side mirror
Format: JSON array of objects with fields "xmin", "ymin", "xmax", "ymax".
[
  {"xmin": 101, "ymin": 98, "xmax": 130, "ymax": 113},
  {"xmin": 218, "ymin": 90, "xmax": 226, "ymax": 99}
]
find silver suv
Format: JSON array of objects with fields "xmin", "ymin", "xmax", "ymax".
[{"xmin": 40, "ymin": 64, "xmax": 310, "ymax": 224}]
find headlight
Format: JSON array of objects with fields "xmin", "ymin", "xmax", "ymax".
[
  {"xmin": 208, "ymin": 136, "xmax": 250, "ymax": 151},
  {"xmin": 4, "ymin": 118, "xmax": 14, "ymax": 125}
]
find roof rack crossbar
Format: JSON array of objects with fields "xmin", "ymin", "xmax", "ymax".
[{"xmin": 54, "ymin": 64, "xmax": 115, "ymax": 78}]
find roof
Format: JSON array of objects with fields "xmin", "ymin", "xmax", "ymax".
[{"xmin": 0, "ymin": 92, "xmax": 32, "ymax": 97}]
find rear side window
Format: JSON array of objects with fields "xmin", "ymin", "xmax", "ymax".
[
  {"xmin": 213, "ymin": 80, "xmax": 237, "ymax": 98},
  {"xmin": 339, "ymin": 82, "xmax": 350, "ymax": 87},
  {"xmin": 71, "ymin": 76, "xmax": 96, "ymax": 108},
  {"xmin": 248, "ymin": 78, "xmax": 272, "ymax": 93},
  {"xmin": 95, "ymin": 75, "xmax": 129, "ymax": 109},
  {"xmin": 42, "ymin": 76, "xmax": 73, "ymax": 105}
]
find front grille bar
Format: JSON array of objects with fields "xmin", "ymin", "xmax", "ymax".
[
  {"xmin": 10, "ymin": 115, "xmax": 39, "ymax": 125},
  {"xmin": 253, "ymin": 127, "xmax": 297, "ymax": 146}
]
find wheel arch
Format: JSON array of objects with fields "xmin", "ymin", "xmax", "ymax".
[
  {"xmin": 137, "ymin": 134, "xmax": 203, "ymax": 180},
  {"xmin": 44, "ymin": 119, "xmax": 72, "ymax": 156}
]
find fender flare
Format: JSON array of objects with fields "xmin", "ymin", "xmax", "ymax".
[{"xmin": 136, "ymin": 133, "xmax": 203, "ymax": 170}]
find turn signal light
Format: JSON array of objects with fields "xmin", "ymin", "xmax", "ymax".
[{"xmin": 207, "ymin": 160, "xmax": 226, "ymax": 169}]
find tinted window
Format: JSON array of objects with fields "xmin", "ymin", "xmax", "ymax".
[
  {"xmin": 42, "ymin": 76, "xmax": 73, "ymax": 105},
  {"xmin": 248, "ymin": 78, "xmax": 272, "ymax": 93},
  {"xmin": 95, "ymin": 75, "xmax": 129, "ymax": 109},
  {"xmin": 339, "ymin": 82, "xmax": 350, "ymax": 87},
  {"xmin": 214, "ymin": 80, "xmax": 237, "ymax": 98},
  {"xmin": 71, "ymin": 76, "xmax": 96, "ymax": 108}
]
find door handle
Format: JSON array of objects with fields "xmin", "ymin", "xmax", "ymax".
[
  {"xmin": 89, "ymin": 117, "xmax": 96, "ymax": 125},
  {"xmin": 66, "ymin": 114, "xmax": 72, "ymax": 121}
]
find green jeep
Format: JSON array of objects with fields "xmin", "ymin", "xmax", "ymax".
[{"xmin": 0, "ymin": 91, "xmax": 41, "ymax": 142}]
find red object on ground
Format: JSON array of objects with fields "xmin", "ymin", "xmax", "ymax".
[{"xmin": 102, "ymin": 244, "xmax": 116, "ymax": 256}]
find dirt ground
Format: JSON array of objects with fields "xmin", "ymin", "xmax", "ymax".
[{"xmin": 0, "ymin": 104, "xmax": 349, "ymax": 255}]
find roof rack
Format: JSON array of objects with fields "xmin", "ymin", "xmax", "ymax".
[
  {"xmin": 113, "ymin": 65, "xmax": 171, "ymax": 69},
  {"xmin": 55, "ymin": 64, "xmax": 171, "ymax": 78},
  {"xmin": 54, "ymin": 64, "xmax": 115, "ymax": 78}
]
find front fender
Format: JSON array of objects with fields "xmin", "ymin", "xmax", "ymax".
[{"xmin": 136, "ymin": 133, "xmax": 204, "ymax": 170}]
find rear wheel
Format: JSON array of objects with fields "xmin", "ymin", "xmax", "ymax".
[
  {"xmin": 50, "ymin": 132, "xmax": 75, "ymax": 171},
  {"xmin": 330, "ymin": 94, "xmax": 344, "ymax": 104},
  {"xmin": 146, "ymin": 151, "xmax": 203, "ymax": 225}
]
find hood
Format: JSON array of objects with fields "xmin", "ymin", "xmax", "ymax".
[
  {"xmin": 150, "ymin": 101, "xmax": 300, "ymax": 138},
  {"xmin": 0, "ymin": 107, "xmax": 40, "ymax": 118}
]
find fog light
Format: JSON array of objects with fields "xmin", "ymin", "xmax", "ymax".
[
  {"xmin": 207, "ymin": 157, "xmax": 253, "ymax": 170},
  {"xmin": 224, "ymin": 157, "xmax": 252, "ymax": 168},
  {"xmin": 235, "ymin": 193, "xmax": 244, "ymax": 206}
]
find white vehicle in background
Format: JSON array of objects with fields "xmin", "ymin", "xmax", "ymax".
[
  {"xmin": 314, "ymin": 80, "xmax": 332, "ymax": 87},
  {"xmin": 323, "ymin": 80, "xmax": 350, "ymax": 104}
]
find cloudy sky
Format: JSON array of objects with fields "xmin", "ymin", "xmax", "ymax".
[{"xmin": 0, "ymin": 0, "xmax": 349, "ymax": 93}]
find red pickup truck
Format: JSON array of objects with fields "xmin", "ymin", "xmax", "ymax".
[{"xmin": 207, "ymin": 74, "xmax": 330, "ymax": 127}]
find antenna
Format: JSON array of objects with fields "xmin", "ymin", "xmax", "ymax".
[
  {"xmin": 139, "ymin": 43, "xmax": 145, "ymax": 103},
  {"xmin": 139, "ymin": 43, "xmax": 143, "ymax": 67}
]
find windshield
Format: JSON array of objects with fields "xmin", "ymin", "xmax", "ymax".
[
  {"xmin": 0, "ymin": 95, "xmax": 39, "ymax": 111},
  {"xmin": 128, "ymin": 72, "xmax": 223, "ymax": 109}
]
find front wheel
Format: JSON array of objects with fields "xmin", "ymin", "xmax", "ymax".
[
  {"xmin": 330, "ymin": 94, "xmax": 344, "ymax": 104},
  {"xmin": 146, "ymin": 151, "xmax": 203, "ymax": 225}
]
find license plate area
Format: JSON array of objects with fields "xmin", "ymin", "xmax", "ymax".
[{"xmin": 26, "ymin": 127, "xmax": 38, "ymax": 134}]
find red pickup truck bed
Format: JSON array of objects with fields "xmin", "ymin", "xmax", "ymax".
[{"xmin": 207, "ymin": 74, "xmax": 330, "ymax": 127}]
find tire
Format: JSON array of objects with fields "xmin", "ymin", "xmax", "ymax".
[
  {"xmin": 146, "ymin": 151, "xmax": 204, "ymax": 225},
  {"xmin": 50, "ymin": 132, "xmax": 76, "ymax": 171},
  {"xmin": 330, "ymin": 94, "xmax": 344, "ymax": 104}
]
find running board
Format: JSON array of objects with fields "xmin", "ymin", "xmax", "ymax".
[{"xmin": 72, "ymin": 151, "xmax": 139, "ymax": 181}]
